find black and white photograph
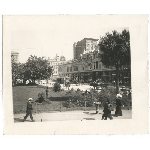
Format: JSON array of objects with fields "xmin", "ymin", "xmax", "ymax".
[{"xmin": 2, "ymin": 15, "xmax": 148, "ymax": 134}]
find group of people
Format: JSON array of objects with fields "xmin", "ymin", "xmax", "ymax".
[
  {"xmin": 23, "ymin": 87, "xmax": 127, "ymax": 122},
  {"xmin": 101, "ymin": 93, "xmax": 124, "ymax": 120}
]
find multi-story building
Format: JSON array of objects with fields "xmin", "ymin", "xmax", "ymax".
[
  {"xmin": 48, "ymin": 54, "xmax": 66, "ymax": 78},
  {"xmin": 73, "ymin": 38, "xmax": 99, "ymax": 60},
  {"xmin": 11, "ymin": 51, "xmax": 19, "ymax": 63},
  {"xmin": 59, "ymin": 40, "xmax": 131, "ymax": 85}
]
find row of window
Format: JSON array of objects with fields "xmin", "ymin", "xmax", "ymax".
[
  {"xmin": 49, "ymin": 62, "xmax": 63, "ymax": 65},
  {"xmin": 66, "ymin": 62, "xmax": 101, "ymax": 73},
  {"xmin": 53, "ymin": 66, "xmax": 58, "ymax": 69},
  {"xmin": 93, "ymin": 61, "xmax": 99, "ymax": 69},
  {"xmin": 53, "ymin": 71, "xmax": 57, "ymax": 74}
]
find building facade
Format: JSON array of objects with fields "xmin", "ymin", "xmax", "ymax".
[
  {"xmin": 59, "ymin": 41, "xmax": 131, "ymax": 85},
  {"xmin": 11, "ymin": 51, "xmax": 19, "ymax": 63},
  {"xmin": 48, "ymin": 54, "xmax": 66, "ymax": 78},
  {"xmin": 73, "ymin": 38, "xmax": 99, "ymax": 60}
]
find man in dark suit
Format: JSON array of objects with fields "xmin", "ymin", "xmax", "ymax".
[
  {"xmin": 23, "ymin": 98, "xmax": 35, "ymax": 122},
  {"xmin": 101, "ymin": 99, "xmax": 113, "ymax": 120}
]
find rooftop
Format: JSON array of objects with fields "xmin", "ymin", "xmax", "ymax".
[
  {"xmin": 11, "ymin": 51, "xmax": 19, "ymax": 54},
  {"xmin": 84, "ymin": 38, "xmax": 99, "ymax": 41}
]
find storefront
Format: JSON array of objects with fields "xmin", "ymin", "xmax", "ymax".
[
  {"xmin": 81, "ymin": 72, "xmax": 92, "ymax": 83},
  {"xmin": 92, "ymin": 71, "xmax": 112, "ymax": 82}
]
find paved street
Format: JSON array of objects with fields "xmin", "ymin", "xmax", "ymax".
[{"xmin": 14, "ymin": 109, "xmax": 132, "ymax": 122}]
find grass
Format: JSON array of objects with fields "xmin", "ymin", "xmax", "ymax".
[
  {"xmin": 13, "ymin": 85, "xmax": 96, "ymax": 114},
  {"xmin": 13, "ymin": 85, "xmax": 131, "ymax": 114}
]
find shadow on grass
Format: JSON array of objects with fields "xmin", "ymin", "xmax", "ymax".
[
  {"xmin": 90, "ymin": 112, "xmax": 97, "ymax": 115},
  {"xmin": 89, "ymin": 112, "xmax": 102, "ymax": 115},
  {"xmin": 14, "ymin": 118, "xmax": 31, "ymax": 122},
  {"xmin": 83, "ymin": 112, "xmax": 102, "ymax": 115},
  {"xmin": 111, "ymin": 114, "xmax": 123, "ymax": 117},
  {"xmin": 48, "ymin": 97, "xmax": 69, "ymax": 101},
  {"xmin": 28, "ymin": 86, "xmax": 39, "ymax": 88},
  {"xmin": 14, "ymin": 118, "xmax": 24, "ymax": 122},
  {"xmin": 83, "ymin": 118, "xmax": 95, "ymax": 120},
  {"xmin": 83, "ymin": 112, "xmax": 89, "ymax": 114}
]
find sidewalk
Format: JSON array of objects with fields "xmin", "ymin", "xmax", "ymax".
[{"xmin": 14, "ymin": 109, "xmax": 132, "ymax": 122}]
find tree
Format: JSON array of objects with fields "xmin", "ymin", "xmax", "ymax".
[
  {"xmin": 60, "ymin": 56, "xmax": 66, "ymax": 61},
  {"xmin": 98, "ymin": 29, "xmax": 130, "ymax": 93},
  {"xmin": 11, "ymin": 59, "xmax": 18, "ymax": 85},
  {"xmin": 11, "ymin": 56, "xmax": 25, "ymax": 85},
  {"xmin": 23, "ymin": 55, "xmax": 53, "ymax": 83}
]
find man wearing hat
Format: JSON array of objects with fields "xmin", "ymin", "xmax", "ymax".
[
  {"xmin": 23, "ymin": 98, "xmax": 35, "ymax": 122},
  {"xmin": 101, "ymin": 99, "xmax": 113, "ymax": 120}
]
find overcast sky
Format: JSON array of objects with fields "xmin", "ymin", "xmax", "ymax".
[{"xmin": 10, "ymin": 16, "xmax": 128, "ymax": 63}]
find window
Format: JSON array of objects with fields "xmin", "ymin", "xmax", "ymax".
[
  {"xmin": 93, "ymin": 54, "xmax": 95, "ymax": 59},
  {"xmin": 99, "ymin": 62, "xmax": 101, "ymax": 69},
  {"xmin": 96, "ymin": 61, "xmax": 98, "ymax": 69},
  {"xmin": 67, "ymin": 67, "xmax": 69, "ymax": 72},
  {"xmin": 70, "ymin": 66, "xmax": 72, "ymax": 72},
  {"xmin": 74, "ymin": 66, "xmax": 78, "ymax": 71}
]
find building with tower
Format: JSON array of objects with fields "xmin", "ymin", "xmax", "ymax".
[
  {"xmin": 73, "ymin": 38, "xmax": 99, "ymax": 60},
  {"xmin": 48, "ymin": 54, "xmax": 66, "ymax": 78}
]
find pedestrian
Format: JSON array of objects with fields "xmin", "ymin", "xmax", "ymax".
[
  {"xmin": 101, "ymin": 99, "xmax": 113, "ymax": 120},
  {"xmin": 115, "ymin": 93, "xmax": 124, "ymax": 117},
  {"xmin": 93, "ymin": 81, "xmax": 96, "ymax": 90},
  {"xmin": 128, "ymin": 88, "xmax": 132, "ymax": 110},
  {"xmin": 23, "ymin": 98, "xmax": 35, "ymax": 122},
  {"xmin": 67, "ymin": 82, "xmax": 70, "ymax": 90},
  {"xmin": 46, "ymin": 86, "xmax": 48, "ymax": 99}
]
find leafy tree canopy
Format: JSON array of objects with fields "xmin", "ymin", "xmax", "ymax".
[
  {"xmin": 24, "ymin": 55, "xmax": 53, "ymax": 82},
  {"xmin": 11, "ymin": 55, "xmax": 53, "ymax": 84},
  {"xmin": 98, "ymin": 29, "xmax": 130, "ymax": 69},
  {"xmin": 98, "ymin": 29, "xmax": 131, "ymax": 93}
]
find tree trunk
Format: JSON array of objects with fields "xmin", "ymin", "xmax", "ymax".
[
  {"xmin": 32, "ymin": 79, "xmax": 35, "ymax": 83},
  {"xmin": 84, "ymin": 101, "xmax": 86, "ymax": 111},
  {"xmin": 12, "ymin": 76, "xmax": 15, "ymax": 86},
  {"xmin": 96, "ymin": 104, "xmax": 99, "ymax": 114},
  {"xmin": 116, "ymin": 65, "xmax": 119, "ymax": 94},
  {"xmin": 23, "ymin": 79, "xmax": 26, "ymax": 85}
]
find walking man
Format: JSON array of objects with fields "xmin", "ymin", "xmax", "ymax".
[
  {"xmin": 23, "ymin": 98, "xmax": 35, "ymax": 122},
  {"xmin": 46, "ymin": 86, "xmax": 48, "ymax": 99},
  {"xmin": 101, "ymin": 99, "xmax": 113, "ymax": 120}
]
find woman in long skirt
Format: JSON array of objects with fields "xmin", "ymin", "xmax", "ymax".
[{"xmin": 115, "ymin": 94, "xmax": 124, "ymax": 117}]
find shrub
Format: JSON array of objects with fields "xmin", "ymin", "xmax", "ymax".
[
  {"xmin": 53, "ymin": 82, "xmax": 61, "ymax": 92},
  {"xmin": 98, "ymin": 86, "xmax": 131, "ymax": 106},
  {"xmin": 61, "ymin": 88, "xmax": 64, "ymax": 91},
  {"xmin": 35, "ymin": 92, "xmax": 45, "ymax": 103},
  {"xmin": 63, "ymin": 86, "xmax": 131, "ymax": 108},
  {"xmin": 63, "ymin": 89, "xmax": 94, "ymax": 108},
  {"xmin": 99, "ymin": 86, "xmax": 116, "ymax": 106},
  {"xmin": 121, "ymin": 90, "xmax": 132, "ymax": 106}
]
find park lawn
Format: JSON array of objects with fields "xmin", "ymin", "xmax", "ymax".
[
  {"xmin": 13, "ymin": 85, "xmax": 96, "ymax": 114},
  {"xmin": 13, "ymin": 85, "xmax": 69, "ymax": 114},
  {"xmin": 13, "ymin": 85, "xmax": 131, "ymax": 114}
]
